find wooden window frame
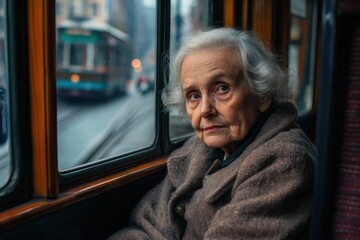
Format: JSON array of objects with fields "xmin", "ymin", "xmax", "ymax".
[
  {"xmin": 0, "ymin": 0, "xmax": 168, "ymax": 231},
  {"xmin": 223, "ymin": 0, "xmax": 290, "ymax": 66}
]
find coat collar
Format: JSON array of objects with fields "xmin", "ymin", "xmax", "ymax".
[
  {"xmin": 167, "ymin": 102, "xmax": 299, "ymax": 200},
  {"xmin": 167, "ymin": 137, "xmax": 224, "ymax": 191}
]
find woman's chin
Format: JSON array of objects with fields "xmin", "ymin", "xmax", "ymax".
[{"xmin": 202, "ymin": 137, "xmax": 230, "ymax": 150}]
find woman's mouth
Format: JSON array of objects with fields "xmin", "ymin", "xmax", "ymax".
[{"xmin": 203, "ymin": 125, "xmax": 224, "ymax": 133}]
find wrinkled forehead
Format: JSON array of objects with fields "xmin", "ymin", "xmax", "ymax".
[{"xmin": 180, "ymin": 46, "xmax": 244, "ymax": 85}]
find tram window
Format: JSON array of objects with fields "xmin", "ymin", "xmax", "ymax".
[
  {"xmin": 56, "ymin": 0, "xmax": 157, "ymax": 172},
  {"xmin": 57, "ymin": 43, "xmax": 64, "ymax": 66},
  {"xmin": 289, "ymin": 0, "xmax": 316, "ymax": 115},
  {"xmin": 0, "ymin": 0, "xmax": 11, "ymax": 189},
  {"xmin": 70, "ymin": 43, "xmax": 86, "ymax": 66},
  {"xmin": 94, "ymin": 45, "xmax": 106, "ymax": 67},
  {"xmin": 169, "ymin": 0, "xmax": 212, "ymax": 142},
  {"xmin": 92, "ymin": 3, "xmax": 98, "ymax": 17}
]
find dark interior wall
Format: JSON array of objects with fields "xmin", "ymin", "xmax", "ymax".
[{"xmin": 0, "ymin": 170, "xmax": 166, "ymax": 240}]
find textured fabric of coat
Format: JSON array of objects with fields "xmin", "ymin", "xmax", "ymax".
[{"xmin": 109, "ymin": 102, "xmax": 316, "ymax": 240}]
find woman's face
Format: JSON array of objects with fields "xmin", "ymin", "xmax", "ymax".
[{"xmin": 181, "ymin": 47, "xmax": 271, "ymax": 156}]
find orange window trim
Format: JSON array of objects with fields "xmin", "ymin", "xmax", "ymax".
[
  {"xmin": 28, "ymin": 0, "xmax": 58, "ymax": 197},
  {"xmin": 224, "ymin": 0, "xmax": 235, "ymax": 27},
  {"xmin": 251, "ymin": 0, "xmax": 273, "ymax": 45}
]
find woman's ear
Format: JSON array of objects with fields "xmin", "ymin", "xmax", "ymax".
[{"xmin": 259, "ymin": 95, "xmax": 272, "ymax": 112}]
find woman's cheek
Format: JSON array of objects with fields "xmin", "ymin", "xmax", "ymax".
[
  {"xmin": 229, "ymin": 118, "xmax": 248, "ymax": 140},
  {"xmin": 187, "ymin": 111, "xmax": 200, "ymax": 130},
  {"xmin": 229, "ymin": 125, "xmax": 241, "ymax": 139},
  {"xmin": 195, "ymin": 130, "xmax": 203, "ymax": 141}
]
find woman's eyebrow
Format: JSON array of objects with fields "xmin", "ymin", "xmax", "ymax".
[
  {"xmin": 181, "ymin": 72, "xmax": 229, "ymax": 93},
  {"xmin": 182, "ymin": 85, "xmax": 194, "ymax": 94}
]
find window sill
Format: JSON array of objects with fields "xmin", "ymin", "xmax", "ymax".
[{"xmin": 0, "ymin": 157, "xmax": 167, "ymax": 232}]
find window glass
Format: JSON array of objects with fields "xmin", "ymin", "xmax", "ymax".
[
  {"xmin": 0, "ymin": 0, "xmax": 11, "ymax": 188},
  {"xmin": 289, "ymin": 0, "xmax": 316, "ymax": 114},
  {"xmin": 169, "ymin": 0, "xmax": 212, "ymax": 141},
  {"xmin": 70, "ymin": 43, "xmax": 85, "ymax": 66},
  {"xmin": 94, "ymin": 45, "xmax": 106, "ymax": 67},
  {"xmin": 57, "ymin": 43, "xmax": 64, "ymax": 66},
  {"xmin": 56, "ymin": 0, "xmax": 157, "ymax": 171}
]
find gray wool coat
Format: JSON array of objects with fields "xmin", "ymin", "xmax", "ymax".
[{"xmin": 109, "ymin": 102, "xmax": 316, "ymax": 240}]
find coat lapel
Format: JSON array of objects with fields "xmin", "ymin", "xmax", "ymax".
[
  {"xmin": 167, "ymin": 103, "xmax": 299, "ymax": 203},
  {"xmin": 167, "ymin": 136, "xmax": 223, "ymax": 192},
  {"xmin": 203, "ymin": 102, "xmax": 300, "ymax": 203}
]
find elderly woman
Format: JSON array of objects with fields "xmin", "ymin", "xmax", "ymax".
[{"xmin": 109, "ymin": 28, "xmax": 316, "ymax": 239}]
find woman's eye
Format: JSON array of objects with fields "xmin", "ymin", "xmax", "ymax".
[
  {"xmin": 216, "ymin": 85, "xmax": 229, "ymax": 93},
  {"xmin": 188, "ymin": 92, "xmax": 200, "ymax": 101}
]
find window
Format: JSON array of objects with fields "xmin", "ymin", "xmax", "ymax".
[
  {"xmin": 92, "ymin": 3, "xmax": 98, "ymax": 17},
  {"xmin": 70, "ymin": 43, "xmax": 85, "ymax": 66},
  {"xmin": 69, "ymin": 0, "xmax": 85, "ymax": 19},
  {"xmin": 0, "ymin": 0, "xmax": 10, "ymax": 190},
  {"xmin": 0, "ymin": 0, "xmax": 31, "ymax": 209},
  {"xmin": 169, "ymin": 0, "xmax": 212, "ymax": 141},
  {"xmin": 94, "ymin": 45, "xmax": 106, "ymax": 67},
  {"xmin": 56, "ymin": 2, "xmax": 62, "ymax": 17},
  {"xmin": 56, "ymin": 0, "xmax": 157, "ymax": 172},
  {"xmin": 289, "ymin": 0, "xmax": 317, "ymax": 114},
  {"xmin": 57, "ymin": 43, "xmax": 64, "ymax": 66}
]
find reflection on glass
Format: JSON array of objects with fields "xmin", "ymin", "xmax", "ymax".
[
  {"xmin": 169, "ymin": 0, "xmax": 212, "ymax": 141},
  {"xmin": 0, "ymin": 0, "xmax": 11, "ymax": 189},
  {"xmin": 56, "ymin": 0, "xmax": 157, "ymax": 171},
  {"xmin": 289, "ymin": 0, "xmax": 315, "ymax": 114}
]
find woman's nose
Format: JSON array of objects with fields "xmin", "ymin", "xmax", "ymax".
[{"xmin": 200, "ymin": 95, "xmax": 215, "ymax": 118}]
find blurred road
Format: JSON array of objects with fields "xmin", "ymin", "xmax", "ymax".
[{"xmin": 57, "ymin": 90, "xmax": 155, "ymax": 171}]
